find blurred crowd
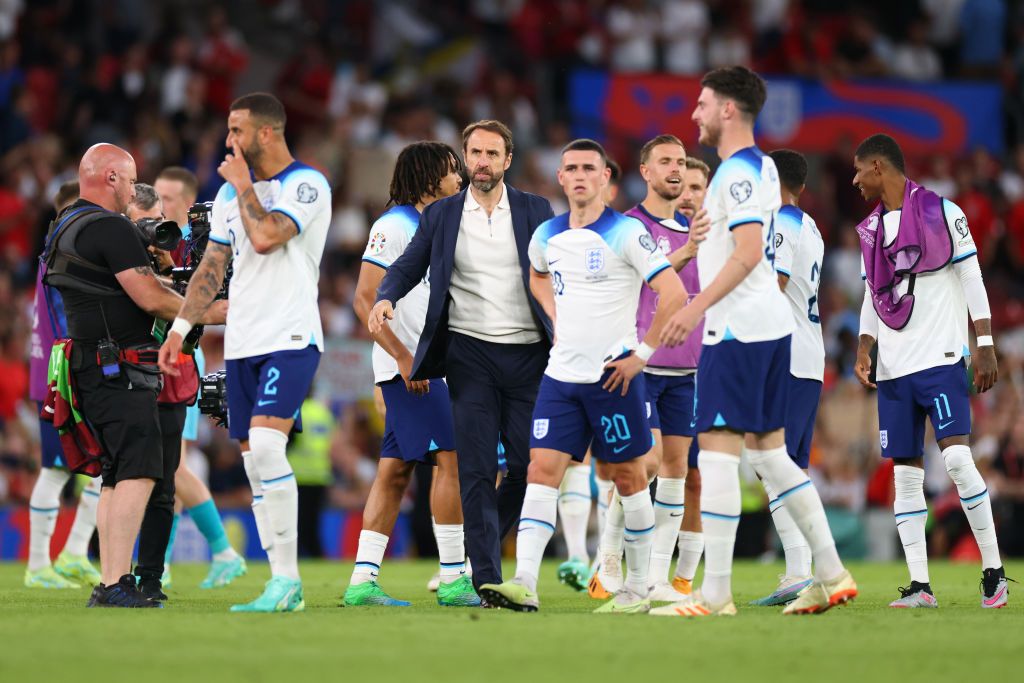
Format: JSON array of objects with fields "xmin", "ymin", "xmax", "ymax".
[{"xmin": 1, "ymin": 0, "xmax": 1024, "ymax": 558}]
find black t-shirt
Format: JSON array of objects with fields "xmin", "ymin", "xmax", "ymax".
[{"xmin": 57, "ymin": 199, "xmax": 157, "ymax": 347}]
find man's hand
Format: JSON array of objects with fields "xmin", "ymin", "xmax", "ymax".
[
  {"xmin": 369, "ymin": 300, "xmax": 395, "ymax": 336},
  {"xmin": 218, "ymin": 142, "xmax": 252, "ymax": 190},
  {"xmin": 159, "ymin": 331, "xmax": 185, "ymax": 376},
  {"xmin": 854, "ymin": 348, "xmax": 876, "ymax": 389},
  {"xmin": 660, "ymin": 302, "xmax": 703, "ymax": 348},
  {"xmin": 973, "ymin": 345, "xmax": 998, "ymax": 393},
  {"xmin": 689, "ymin": 208, "xmax": 710, "ymax": 243},
  {"xmin": 602, "ymin": 353, "xmax": 646, "ymax": 396},
  {"xmin": 148, "ymin": 246, "xmax": 175, "ymax": 274},
  {"xmin": 203, "ymin": 299, "xmax": 228, "ymax": 325},
  {"xmin": 397, "ymin": 352, "xmax": 429, "ymax": 396}
]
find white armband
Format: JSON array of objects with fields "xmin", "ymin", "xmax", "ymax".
[
  {"xmin": 976, "ymin": 335, "xmax": 994, "ymax": 347},
  {"xmin": 170, "ymin": 317, "xmax": 193, "ymax": 339},
  {"xmin": 635, "ymin": 342, "xmax": 656, "ymax": 361}
]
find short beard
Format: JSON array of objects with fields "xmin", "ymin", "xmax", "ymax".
[
  {"xmin": 699, "ymin": 122, "xmax": 721, "ymax": 149},
  {"xmin": 653, "ymin": 181, "xmax": 682, "ymax": 202},
  {"xmin": 240, "ymin": 141, "xmax": 263, "ymax": 169},
  {"xmin": 471, "ymin": 170, "xmax": 502, "ymax": 193}
]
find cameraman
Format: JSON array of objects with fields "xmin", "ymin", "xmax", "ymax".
[
  {"xmin": 159, "ymin": 93, "xmax": 331, "ymax": 613},
  {"xmin": 151, "ymin": 168, "xmax": 247, "ymax": 589},
  {"xmin": 124, "ymin": 183, "xmax": 188, "ymax": 599},
  {"xmin": 44, "ymin": 144, "xmax": 223, "ymax": 608}
]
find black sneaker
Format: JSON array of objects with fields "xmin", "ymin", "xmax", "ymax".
[
  {"xmin": 88, "ymin": 574, "xmax": 162, "ymax": 608},
  {"xmin": 138, "ymin": 575, "xmax": 168, "ymax": 602},
  {"xmin": 86, "ymin": 584, "xmax": 105, "ymax": 608}
]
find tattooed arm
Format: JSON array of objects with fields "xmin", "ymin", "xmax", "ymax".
[
  {"xmin": 116, "ymin": 264, "xmax": 185, "ymax": 321},
  {"xmin": 218, "ymin": 142, "xmax": 298, "ymax": 254},
  {"xmin": 177, "ymin": 241, "xmax": 232, "ymax": 326},
  {"xmin": 234, "ymin": 183, "xmax": 298, "ymax": 254},
  {"xmin": 157, "ymin": 242, "xmax": 232, "ymax": 375}
]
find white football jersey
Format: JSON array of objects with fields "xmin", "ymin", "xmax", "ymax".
[
  {"xmin": 209, "ymin": 162, "xmax": 332, "ymax": 360},
  {"xmin": 774, "ymin": 205, "xmax": 825, "ymax": 381},
  {"xmin": 698, "ymin": 146, "xmax": 794, "ymax": 345},
  {"xmin": 529, "ymin": 208, "xmax": 671, "ymax": 383},
  {"xmin": 362, "ymin": 205, "xmax": 430, "ymax": 384},
  {"xmin": 861, "ymin": 199, "xmax": 977, "ymax": 381}
]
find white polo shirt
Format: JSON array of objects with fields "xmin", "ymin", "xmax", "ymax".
[{"xmin": 448, "ymin": 184, "xmax": 541, "ymax": 344}]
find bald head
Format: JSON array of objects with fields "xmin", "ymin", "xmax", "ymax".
[{"xmin": 78, "ymin": 143, "xmax": 138, "ymax": 214}]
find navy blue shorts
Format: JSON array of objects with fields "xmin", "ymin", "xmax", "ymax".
[
  {"xmin": 37, "ymin": 402, "xmax": 65, "ymax": 469},
  {"xmin": 688, "ymin": 438, "xmax": 699, "ymax": 469},
  {"xmin": 225, "ymin": 345, "xmax": 321, "ymax": 440},
  {"xmin": 877, "ymin": 360, "xmax": 971, "ymax": 459},
  {"xmin": 645, "ymin": 373, "xmax": 697, "ymax": 438},
  {"xmin": 530, "ymin": 372, "xmax": 653, "ymax": 463},
  {"xmin": 694, "ymin": 336, "xmax": 790, "ymax": 435},
  {"xmin": 785, "ymin": 376, "xmax": 822, "ymax": 469},
  {"xmin": 380, "ymin": 378, "xmax": 456, "ymax": 463}
]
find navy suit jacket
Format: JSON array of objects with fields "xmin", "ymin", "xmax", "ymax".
[{"xmin": 375, "ymin": 185, "xmax": 555, "ymax": 380}]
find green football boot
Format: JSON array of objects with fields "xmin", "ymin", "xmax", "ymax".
[
  {"xmin": 436, "ymin": 575, "xmax": 482, "ymax": 607},
  {"xmin": 342, "ymin": 581, "xmax": 411, "ymax": 607},
  {"xmin": 230, "ymin": 576, "xmax": 305, "ymax": 613}
]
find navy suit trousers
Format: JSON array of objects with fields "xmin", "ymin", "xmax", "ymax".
[{"xmin": 445, "ymin": 332, "xmax": 547, "ymax": 590}]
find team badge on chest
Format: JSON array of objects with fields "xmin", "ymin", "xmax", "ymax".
[{"xmin": 585, "ymin": 248, "xmax": 605, "ymax": 273}]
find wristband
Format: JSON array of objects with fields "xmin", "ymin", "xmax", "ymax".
[
  {"xmin": 170, "ymin": 317, "xmax": 193, "ymax": 339},
  {"xmin": 976, "ymin": 335, "xmax": 994, "ymax": 347},
  {"xmin": 635, "ymin": 342, "xmax": 656, "ymax": 361}
]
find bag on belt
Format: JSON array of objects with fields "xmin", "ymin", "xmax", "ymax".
[{"xmin": 40, "ymin": 339, "xmax": 105, "ymax": 477}]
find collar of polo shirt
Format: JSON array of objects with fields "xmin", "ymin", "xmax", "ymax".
[{"xmin": 463, "ymin": 183, "xmax": 509, "ymax": 212}]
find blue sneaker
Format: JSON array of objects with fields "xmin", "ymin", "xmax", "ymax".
[
  {"xmin": 557, "ymin": 558, "xmax": 590, "ymax": 592},
  {"xmin": 230, "ymin": 577, "xmax": 304, "ymax": 613},
  {"xmin": 750, "ymin": 575, "xmax": 812, "ymax": 606},
  {"xmin": 200, "ymin": 556, "xmax": 248, "ymax": 589}
]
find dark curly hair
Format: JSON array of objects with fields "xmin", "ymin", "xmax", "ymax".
[{"xmin": 388, "ymin": 141, "xmax": 464, "ymax": 207}]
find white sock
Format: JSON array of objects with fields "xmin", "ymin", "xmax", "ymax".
[
  {"xmin": 514, "ymin": 483, "xmax": 559, "ymax": 592},
  {"xmin": 351, "ymin": 529, "xmax": 388, "ymax": 584},
  {"xmin": 434, "ymin": 523, "xmax": 466, "ymax": 583},
  {"xmin": 621, "ymin": 488, "xmax": 655, "ymax": 596},
  {"xmin": 63, "ymin": 476, "xmax": 101, "ymax": 557},
  {"xmin": 595, "ymin": 476, "xmax": 614, "ymax": 539},
  {"xmin": 28, "ymin": 468, "xmax": 69, "ymax": 571},
  {"xmin": 893, "ymin": 465, "xmax": 929, "ymax": 584},
  {"xmin": 251, "ymin": 428, "xmax": 300, "ymax": 581},
  {"xmin": 698, "ymin": 451, "xmax": 740, "ymax": 605},
  {"xmin": 674, "ymin": 530, "xmax": 704, "ymax": 581},
  {"xmin": 747, "ymin": 447, "xmax": 843, "ymax": 582},
  {"xmin": 650, "ymin": 477, "xmax": 685, "ymax": 584},
  {"xmin": 600, "ymin": 490, "xmax": 625, "ymax": 558},
  {"xmin": 763, "ymin": 479, "xmax": 812, "ymax": 578},
  {"xmin": 943, "ymin": 445, "xmax": 1001, "ymax": 570},
  {"xmin": 242, "ymin": 450, "xmax": 275, "ymax": 567},
  {"xmin": 558, "ymin": 465, "xmax": 591, "ymax": 563}
]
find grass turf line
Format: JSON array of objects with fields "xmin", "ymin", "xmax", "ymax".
[{"xmin": 0, "ymin": 559, "xmax": 1019, "ymax": 683}]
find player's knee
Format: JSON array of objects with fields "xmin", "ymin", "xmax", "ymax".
[
  {"xmin": 434, "ymin": 450, "xmax": 459, "ymax": 476},
  {"xmin": 526, "ymin": 458, "xmax": 560, "ymax": 487},
  {"xmin": 611, "ymin": 467, "xmax": 647, "ymax": 497},
  {"xmin": 942, "ymin": 444, "xmax": 976, "ymax": 483},
  {"xmin": 685, "ymin": 469, "xmax": 701, "ymax": 496}
]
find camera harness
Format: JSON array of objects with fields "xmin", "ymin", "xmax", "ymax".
[{"xmin": 42, "ymin": 206, "xmax": 160, "ymax": 378}]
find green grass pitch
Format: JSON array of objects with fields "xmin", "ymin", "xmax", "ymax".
[{"xmin": 0, "ymin": 559, "xmax": 1019, "ymax": 682}]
